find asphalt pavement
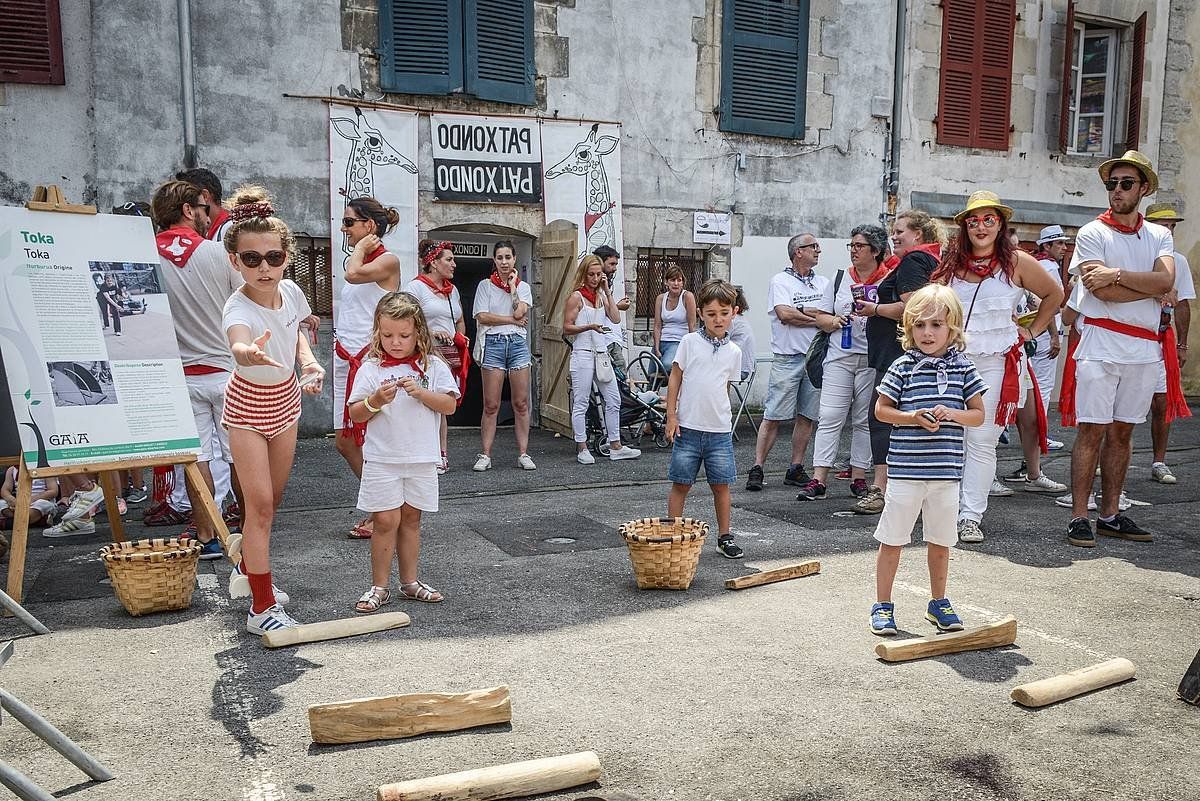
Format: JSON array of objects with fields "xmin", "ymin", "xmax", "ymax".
[{"xmin": 2, "ymin": 409, "xmax": 1198, "ymax": 801}]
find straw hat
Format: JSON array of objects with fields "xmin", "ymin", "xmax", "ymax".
[
  {"xmin": 1145, "ymin": 202, "xmax": 1183, "ymax": 223},
  {"xmin": 1097, "ymin": 150, "xmax": 1159, "ymax": 195},
  {"xmin": 953, "ymin": 190, "xmax": 1014, "ymax": 224}
]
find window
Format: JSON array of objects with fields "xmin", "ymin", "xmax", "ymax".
[
  {"xmin": 1059, "ymin": 4, "xmax": 1146, "ymax": 154},
  {"xmin": 289, "ymin": 236, "xmax": 333, "ymax": 317},
  {"xmin": 378, "ymin": 0, "xmax": 534, "ymax": 105},
  {"xmin": 0, "ymin": 0, "xmax": 65, "ymax": 85},
  {"xmin": 936, "ymin": 0, "xmax": 1015, "ymax": 150},
  {"xmin": 718, "ymin": 0, "xmax": 810, "ymax": 139},
  {"xmin": 634, "ymin": 248, "xmax": 707, "ymax": 332}
]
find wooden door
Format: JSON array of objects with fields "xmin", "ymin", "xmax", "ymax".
[{"xmin": 537, "ymin": 220, "xmax": 579, "ymax": 436}]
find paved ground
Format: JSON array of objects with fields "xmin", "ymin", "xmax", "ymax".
[{"xmin": 2, "ymin": 410, "xmax": 1198, "ymax": 801}]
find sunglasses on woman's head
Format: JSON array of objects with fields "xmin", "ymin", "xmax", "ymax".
[
  {"xmin": 342, "ymin": 217, "xmax": 368, "ymax": 227},
  {"xmin": 965, "ymin": 214, "xmax": 1000, "ymax": 230},
  {"xmin": 238, "ymin": 250, "xmax": 287, "ymax": 268},
  {"xmin": 1104, "ymin": 177, "xmax": 1139, "ymax": 191}
]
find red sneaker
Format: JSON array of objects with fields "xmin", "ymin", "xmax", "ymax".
[{"xmin": 142, "ymin": 501, "xmax": 189, "ymax": 527}]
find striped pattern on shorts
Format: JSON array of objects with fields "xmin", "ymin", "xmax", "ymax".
[{"xmin": 222, "ymin": 371, "xmax": 301, "ymax": 440}]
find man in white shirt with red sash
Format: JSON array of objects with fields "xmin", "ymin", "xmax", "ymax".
[{"xmin": 1060, "ymin": 151, "xmax": 1187, "ymax": 548}]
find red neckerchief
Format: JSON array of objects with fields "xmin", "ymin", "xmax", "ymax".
[
  {"xmin": 416, "ymin": 272, "xmax": 454, "ymax": 298},
  {"xmin": 964, "ymin": 255, "xmax": 997, "ymax": 278},
  {"xmin": 850, "ymin": 261, "xmax": 892, "ymax": 287},
  {"xmin": 1097, "ymin": 210, "xmax": 1144, "ymax": 236},
  {"xmin": 205, "ymin": 208, "xmax": 229, "ymax": 240},
  {"xmin": 578, "ymin": 286, "xmax": 598, "ymax": 306},
  {"xmin": 911, "ymin": 243, "xmax": 943, "ymax": 260},
  {"xmin": 490, "ymin": 271, "xmax": 520, "ymax": 293},
  {"xmin": 156, "ymin": 226, "xmax": 203, "ymax": 268},
  {"xmin": 364, "ymin": 244, "xmax": 388, "ymax": 264},
  {"xmin": 380, "ymin": 353, "xmax": 426, "ymax": 379},
  {"xmin": 335, "ymin": 341, "xmax": 371, "ymax": 445},
  {"xmin": 1032, "ymin": 250, "xmax": 1052, "ymax": 261}
]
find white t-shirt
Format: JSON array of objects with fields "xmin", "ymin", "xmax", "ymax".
[
  {"xmin": 349, "ymin": 357, "xmax": 460, "ymax": 465},
  {"xmin": 337, "ymin": 280, "xmax": 389, "ymax": 354},
  {"xmin": 473, "ymin": 279, "xmax": 534, "ymax": 337},
  {"xmin": 1068, "ymin": 219, "xmax": 1173, "ymax": 364},
  {"xmin": 729, "ymin": 315, "xmax": 756, "ymax": 376},
  {"xmin": 672, "ymin": 331, "xmax": 742, "ymax": 433},
  {"xmin": 820, "ymin": 271, "xmax": 867, "ymax": 357},
  {"xmin": 159, "ymin": 238, "xmax": 243, "ymax": 370},
  {"xmin": 767, "ymin": 269, "xmax": 830, "ymax": 356},
  {"xmin": 405, "ymin": 278, "xmax": 463, "ymax": 336},
  {"xmin": 222, "ymin": 279, "xmax": 312, "ymax": 384},
  {"xmin": 1173, "ymin": 251, "xmax": 1196, "ymax": 301}
]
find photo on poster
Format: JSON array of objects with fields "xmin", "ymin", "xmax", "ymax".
[
  {"xmin": 88, "ymin": 260, "xmax": 177, "ymax": 360},
  {"xmin": 47, "ymin": 361, "xmax": 117, "ymax": 407}
]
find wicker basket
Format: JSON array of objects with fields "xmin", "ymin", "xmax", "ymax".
[
  {"xmin": 619, "ymin": 517, "xmax": 708, "ymax": 590},
  {"xmin": 100, "ymin": 538, "xmax": 201, "ymax": 616}
]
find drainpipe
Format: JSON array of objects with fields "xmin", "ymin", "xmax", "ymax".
[
  {"xmin": 177, "ymin": 0, "xmax": 198, "ymax": 167},
  {"xmin": 887, "ymin": 0, "xmax": 907, "ymax": 216}
]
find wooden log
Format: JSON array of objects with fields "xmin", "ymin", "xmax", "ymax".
[
  {"xmin": 725, "ymin": 560, "xmax": 820, "ymax": 591},
  {"xmin": 377, "ymin": 751, "xmax": 601, "ymax": 801},
  {"xmin": 1010, "ymin": 658, "xmax": 1136, "ymax": 708},
  {"xmin": 309, "ymin": 686, "xmax": 512, "ymax": 745},
  {"xmin": 874, "ymin": 615, "xmax": 1017, "ymax": 663},
  {"xmin": 1177, "ymin": 649, "xmax": 1200, "ymax": 706},
  {"xmin": 262, "ymin": 612, "xmax": 410, "ymax": 649}
]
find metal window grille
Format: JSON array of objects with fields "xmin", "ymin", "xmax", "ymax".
[
  {"xmin": 633, "ymin": 248, "xmax": 708, "ymax": 329},
  {"xmin": 290, "ymin": 235, "xmax": 333, "ymax": 317}
]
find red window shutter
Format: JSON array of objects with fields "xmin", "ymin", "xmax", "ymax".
[
  {"xmin": 975, "ymin": 0, "xmax": 1015, "ymax": 150},
  {"xmin": 1125, "ymin": 12, "xmax": 1146, "ymax": 150},
  {"xmin": 0, "ymin": 0, "xmax": 65, "ymax": 85},
  {"xmin": 1058, "ymin": 1, "xmax": 1075, "ymax": 151},
  {"xmin": 937, "ymin": 0, "xmax": 978, "ymax": 147}
]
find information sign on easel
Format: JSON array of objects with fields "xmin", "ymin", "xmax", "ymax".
[{"xmin": 0, "ymin": 187, "xmax": 229, "ymax": 603}]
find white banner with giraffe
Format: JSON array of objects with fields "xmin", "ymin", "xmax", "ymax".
[
  {"xmin": 541, "ymin": 121, "xmax": 623, "ymax": 265},
  {"xmin": 328, "ymin": 105, "xmax": 420, "ymax": 313}
]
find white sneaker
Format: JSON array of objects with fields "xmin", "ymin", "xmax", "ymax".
[
  {"xmin": 472, "ymin": 453, "xmax": 492, "ymax": 472},
  {"xmin": 576, "ymin": 449, "xmax": 596, "ymax": 465},
  {"xmin": 988, "ymin": 479, "xmax": 1014, "ymax": 497},
  {"xmin": 1151, "ymin": 463, "xmax": 1177, "ymax": 484},
  {"xmin": 1046, "ymin": 438, "xmax": 1065, "ymax": 451},
  {"xmin": 229, "ymin": 561, "xmax": 291, "ymax": 605},
  {"xmin": 1056, "ymin": 492, "xmax": 1096, "ymax": 511},
  {"xmin": 958, "ymin": 519, "xmax": 984, "ymax": 543},
  {"xmin": 1097, "ymin": 491, "xmax": 1132, "ymax": 512},
  {"xmin": 60, "ymin": 485, "xmax": 104, "ymax": 523},
  {"xmin": 609, "ymin": 445, "xmax": 642, "ymax": 461},
  {"xmin": 246, "ymin": 603, "xmax": 300, "ymax": 636},
  {"xmin": 43, "ymin": 518, "xmax": 96, "ymax": 538},
  {"xmin": 1024, "ymin": 474, "xmax": 1067, "ymax": 494},
  {"xmin": 517, "ymin": 453, "xmax": 537, "ymax": 470}
]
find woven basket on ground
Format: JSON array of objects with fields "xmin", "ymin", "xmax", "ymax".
[
  {"xmin": 619, "ymin": 517, "xmax": 708, "ymax": 590},
  {"xmin": 100, "ymin": 538, "xmax": 201, "ymax": 617}
]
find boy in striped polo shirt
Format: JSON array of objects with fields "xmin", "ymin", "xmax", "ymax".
[{"xmin": 870, "ymin": 284, "xmax": 986, "ymax": 635}]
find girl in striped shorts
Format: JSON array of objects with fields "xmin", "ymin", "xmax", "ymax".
[{"xmin": 220, "ymin": 186, "xmax": 325, "ymax": 635}]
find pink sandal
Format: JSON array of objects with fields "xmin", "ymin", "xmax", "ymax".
[{"xmin": 347, "ymin": 517, "xmax": 373, "ymax": 539}]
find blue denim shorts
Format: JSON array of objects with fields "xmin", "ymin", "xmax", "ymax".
[
  {"xmin": 481, "ymin": 333, "xmax": 531, "ymax": 371},
  {"xmin": 668, "ymin": 427, "xmax": 736, "ymax": 485}
]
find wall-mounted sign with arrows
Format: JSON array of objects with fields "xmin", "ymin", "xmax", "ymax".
[{"xmin": 693, "ymin": 211, "xmax": 732, "ymax": 245}]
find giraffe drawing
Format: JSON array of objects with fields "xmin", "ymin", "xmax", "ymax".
[
  {"xmin": 544, "ymin": 124, "xmax": 620, "ymax": 258},
  {"xmin": 330, "ymin": 107, "xmax": 417, "ymax": 263}
]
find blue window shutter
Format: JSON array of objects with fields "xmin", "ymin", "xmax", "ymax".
[
  {"xmin": 464, "ymin": 0, "xmax": 534, "ymax": 105},
  {"xmin": 719, "ymin": 0, "xmax": 809, "ymax": 138},
  {"xmin": 379, "ymin": 0, "xmax": 464, "ymax": 95}
]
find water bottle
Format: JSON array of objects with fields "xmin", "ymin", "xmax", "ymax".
[
  {"xmin": 1160, "ymin": 304, "xmax": 1174, "ymax": 334},
  {"xmin": 840, "ymin": 322, "xmax": 852, "ymax": 349}
]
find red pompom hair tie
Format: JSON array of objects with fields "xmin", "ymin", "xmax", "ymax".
[{"xmin": 228, "ymin": 201, "xmax": 275, "ymax": 222}]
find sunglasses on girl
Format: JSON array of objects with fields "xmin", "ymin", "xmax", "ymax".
[
  {"xmin": 1104, "ymin": 177, "xmax": 1140, "ymax": 191},
  {"xmin": 965, "ymin": 214, "xmax": 1000, "ymax": 230},
  {"xmin": 342, "ymin": 217, "xmax": 368, "ymax": 227},
  {"xmin": 238, "ymin": 250, "xmax": 287, "ymax": 268}
]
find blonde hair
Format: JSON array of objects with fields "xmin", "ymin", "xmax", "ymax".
[
  {"xmin": 571, "ymin": 254, "xmax": 604, "ymax": 293},
  {"xmin": 368, "ymin": 292, "xmax": 438, "ymax": 373},
  {"xmin": 222, "ymin": 184, "xmax": 296, "ymax": 262},
  {"xmin": 900, "ymin": 284, "xmax": 966, "ymax": 352},
  {"xmin": 896, "ymin": 208, "xmax": 946, "ymax": 247}
]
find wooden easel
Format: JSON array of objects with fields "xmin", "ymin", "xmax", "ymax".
[{"xmin": 3, "ymin": 187, "xmax": 231, "ymax": 605}]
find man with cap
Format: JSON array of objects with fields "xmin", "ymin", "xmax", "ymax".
[
  {"xmin": 1143, "ymin": 202, "xmax": 1195, "ymax": 484},
  {"xmin": 1031, "ymin": 225, "xmax": 1068, "ymax": 443},
  {"xmin": 1060, "ymin": 151, "xmax": 1184, "ymax": 548}
]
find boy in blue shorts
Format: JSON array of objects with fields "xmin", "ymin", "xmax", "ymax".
[
  {"xmin": 870, "ymin": 284, "xmax": 986, "ymax": 634},
  {"xmin": 665, "ymin": 279, "xmax": 744, "ymax": 559}
]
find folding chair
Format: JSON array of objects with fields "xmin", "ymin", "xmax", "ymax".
[{"xmin": 730, "ymin": 366, "xmax": 758, "ymax": 441}]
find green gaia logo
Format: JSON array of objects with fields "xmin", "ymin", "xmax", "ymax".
[{"xmin": 20, "ymin": 388, "xmax": 50, "ymax": 468}]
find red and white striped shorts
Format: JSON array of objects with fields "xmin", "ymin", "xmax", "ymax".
[{"xmin": 221, "ymin": 372, "xmax": 302, "ymax": 440}]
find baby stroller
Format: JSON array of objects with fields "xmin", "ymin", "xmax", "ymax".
[{"xmin": 585, "ymin": 381, "xmax": 670, "ymax": 457}]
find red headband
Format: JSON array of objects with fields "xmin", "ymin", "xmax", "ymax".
[
  {"xmin": 229, "ymin": 201, "xmax": 275, "ymax": 222},
  {"xmin": 421, "ymin": 241, "xmax": 453, "ymax": 267}
]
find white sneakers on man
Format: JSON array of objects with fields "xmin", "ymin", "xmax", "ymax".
[
  {"xmin": 517, "ymin": 453, "xmax": 537, "ymax": 470},
  {"xmin": 609, "ymin": 446, "xmax": 642, "ymax": 461},
  {"xmin": 472, "ymin": 454, "xmax": 492, "ymax": 472},
  {"xmin": 988, "ymin": 479, "xmax": 1014, "ymax": 497},
  {"xmin": 1024, "ymin": 474, "xmax": 1067, "ymax": 493},
  {"xmin": 577, "ymin": 450, "xmax": 596, "ymax": 465}
]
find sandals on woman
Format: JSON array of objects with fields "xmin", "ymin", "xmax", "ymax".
[
  {"xmin": 399, "ymin": 580, "xmax": 444, "ymax": 603},
  {"xmin": 348, "ymin": 517, "xmax": 373, "ymax": 539},
  {"xmin": 354, "ymin": 585, "xmax": 391, "ymax": 614}
]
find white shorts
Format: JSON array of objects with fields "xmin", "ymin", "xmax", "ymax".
[
  {"xmin": 1073, "ymin": 359, "xmax": 1157, "ymax": 425},
  {"xmin": 0, "ymin": 499, "xmax": 56, "ymax": 518},
  {"xmin": 332, "ymin": 355, "xmax": 350, "ymax": 431},
  {"xmin": 187, "ymin": 371, "xmax": 231, "ymax": 462},
  {"xmin": 356, "ymin": 460, "xmax": 439, "ymax": 513},
  {"xmin": 1155, "ymin": 362, "xmax": 1167, "ymax": 395},
  {"xmin": 873, "ymin": 479, "xmax": 959, "ymax": 548}
]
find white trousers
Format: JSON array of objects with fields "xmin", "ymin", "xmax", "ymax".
[
  {"xmin": 960, "ymin": 353, "xmax": 1023, "ymax": 523},
  {"xmin": 1030, "ymin": 332, "xmax": 1057, "ymax": 418},
  {"xmin": 812, "ymin": 353, "xmax": 874, "ymax": 469},
  {"xmin": 570, "ymin": 351, "xmax": 621, "ymax": 443}
]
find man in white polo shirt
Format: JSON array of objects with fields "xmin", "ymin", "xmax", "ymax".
[
  {"xmin": 745, "ymin": 234, "xmax": 829, "ymax": 491},
  {"xmin": 1063, "ymin": 151, "xmax": 1177, "ymax": 548}
]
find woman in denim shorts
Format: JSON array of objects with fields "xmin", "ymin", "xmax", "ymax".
[{"xmin": 471, "ymin": 241, "xmax": 537, "ymax": 472}]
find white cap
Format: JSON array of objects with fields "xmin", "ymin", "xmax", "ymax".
[{"xmin": 1037, "ymin": 225, "xmax": 1070, "ymax": 245}]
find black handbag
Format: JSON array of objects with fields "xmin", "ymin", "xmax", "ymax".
[{"xmin": 804, "ymin": 270, "xmax": 844, "ymax": 388}]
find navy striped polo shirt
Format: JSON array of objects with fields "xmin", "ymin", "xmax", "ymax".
[{"xmin": 878, "ymin": 348, "xmax": 986, "ymax": 481}]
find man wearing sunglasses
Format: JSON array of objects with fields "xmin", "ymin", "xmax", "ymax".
[
  {"xmin": 151, "ymin": 179, "xmax": 246, "ymax": 560},
  {"xmin": 1060, "ymin": 151, "xmax": 1181, "ymax": 548}
]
